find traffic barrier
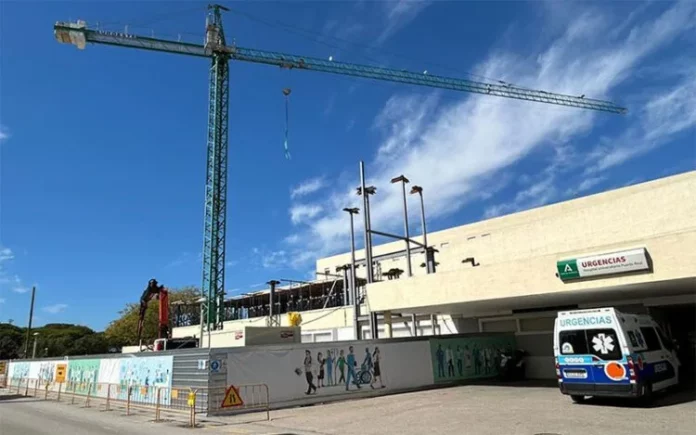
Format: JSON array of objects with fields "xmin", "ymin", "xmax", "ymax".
[{"xmin": 209, "ymin": 383, "xmax": 270, "ymax": 421}]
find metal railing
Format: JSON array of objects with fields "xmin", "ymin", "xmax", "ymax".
[
  {"xmin": 5, "ymin": 377, "xmax": 269, "ymax": 426},
  {"xmin": 208, "ymin": 383, "xmax": 270, "ymax": 420}
]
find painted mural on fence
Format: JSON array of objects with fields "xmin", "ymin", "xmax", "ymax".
[
  {"xmin": 116, "ymin": 356, "xmax": 173, "ymax": 403},
  {"xmin": 226, "ymin": 341, "xmax": 433, "ymax": 405},
  {"xmin": 38, "ymin": 361, "xmax": 57, "ymax": 383},
  {"xmin": 67, "ymin": 359, "xmax": 100, "ymax": 394},
  {"xmin": 429, "ymin": 334, "xmax": 516, "ymax": 383},
  {"xmin": 8, "ymin": 361, "xmax": 30, "ymax": 379}
]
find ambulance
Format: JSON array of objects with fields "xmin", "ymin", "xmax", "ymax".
[{"xmin": 553, "ymin": 307, "xmax": 680, "ymax": 403}]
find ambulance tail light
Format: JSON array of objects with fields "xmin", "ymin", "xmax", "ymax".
[
  {"xmin": 627, "ymin": 356, "xmax": 637, "ymax": 381},
  {"xmin": 555, "ymin": 358, "xmax": 561, "ymax": 379}
]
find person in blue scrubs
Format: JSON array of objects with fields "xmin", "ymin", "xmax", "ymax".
[{"xmin": 325, "ymin": 350, "xmax": 334, "ymax": 386}]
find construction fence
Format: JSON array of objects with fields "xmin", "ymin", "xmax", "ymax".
[{"xmin": 4, "ymin": 377, "xmax": 269, "ymax": 427}]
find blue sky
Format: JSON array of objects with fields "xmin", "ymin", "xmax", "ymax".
[{"xmin": 0, "ymin": 1, "xmax": 694, "ymax": 330}]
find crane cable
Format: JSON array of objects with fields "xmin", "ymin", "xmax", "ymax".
[{"xmin": 283, "ymin": 88, "xmax": 292, "ymax": 160}]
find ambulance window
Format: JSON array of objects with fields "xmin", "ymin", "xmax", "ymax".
[
  {"xmin": 587, "ymin": 329, "xmax": 622, "ymax": 360},
  {"xmin": 559, "ymin": 330, "xmax": 588, "ymax": 355},
  {"xmin": 639, "ymin": 327, "xmax": 662, "ymax": 352},
  {"xmin": 655, "ymin": 326, "xmax": 675, "ymax": 351},
  {"xmin": 627, "ymin": 330, "xmax": 639, "ymax": 348}
]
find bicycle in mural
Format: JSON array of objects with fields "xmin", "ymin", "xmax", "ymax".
[{"xmin": 295, "ymin": 345, "xmax": 386, "ymax": 395}]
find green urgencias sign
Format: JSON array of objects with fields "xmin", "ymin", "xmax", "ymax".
[{"xmin": 557, "ymin": 248, "xmax": 649, "ymax": 282}]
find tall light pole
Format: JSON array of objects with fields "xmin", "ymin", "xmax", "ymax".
[
  {"xmin": 197, "ymin": 296, "xmax": 207, "ymax": 348},
  {"xmin": 391, "ymin": 175, "xmax": 412, "ymax": 277},
  {"xmin": 343, "ymin": 207, "xmax": 360, "ymax": 340},
  {"xmin": 32, "ymin": 332, "xmax": 39, "ymax": 359},
  {"xmin": 410, "ymin": 185, "xmax": 432, "ymax": 273}
]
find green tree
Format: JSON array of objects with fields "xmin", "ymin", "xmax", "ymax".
[
  {"xmin": 0, "ymin": 323, "xmax": 23, "ymax": 359},
  {"xmin": 104, "ymin": 286, "xmax": 200, "ymax": 347}
]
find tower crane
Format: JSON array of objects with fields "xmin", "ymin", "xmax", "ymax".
[{"xmin": 54, "ymin": 4, "xmax": 627, "ymax": 337}]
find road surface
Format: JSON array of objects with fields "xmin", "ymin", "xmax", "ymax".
[{"xmin": 2, "ymin": 384, "xmax": 695, "ymax": 434}]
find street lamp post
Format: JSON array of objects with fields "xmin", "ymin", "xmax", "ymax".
[
  {"xmin": 391, "ymin": 175, "xmax": 412, "ymax": 277},
  {"xmin": 32, "ymin": 332, "xmax": 39, "ymax": 359},
  {"xmin": 410, "ymin": 185, "xmax": 434, "ymax": 274},
  {"xmin": 197, "ymin": 296, "xmax": 207, "ymax": 348},
  {"xmin": 343, "ymin": 207, "xmax": 360, "ymax": 341}
]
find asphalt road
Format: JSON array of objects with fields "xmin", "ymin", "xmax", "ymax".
[
  {"xmin": 2, "ymin": 384, "xmax": 695, "ymax": 434},
  {"xmin": 0, "ymin": 394, "xmax": 195, "ymax": 435}
]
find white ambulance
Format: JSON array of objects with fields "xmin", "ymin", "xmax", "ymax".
[{"xmin": 553, "ymin": 307, "xmax": 680, "ymax": 403}]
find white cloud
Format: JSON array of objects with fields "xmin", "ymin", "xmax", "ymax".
[
  {"xmin": 43, "ymin": 303, "xmax": 68, "ymax": 314},
  {"xmin": 0, "ymin": 247, "xmax": 14, "ymax": 263},
  {"xmin": 275, "ymin": 3, "xmax": 695, "ymax": 267},
  {"xmin": 565, "ymin": 176, "xmax": 607, "ymax": 197},
  {"xmin": 0, "ymin": 125, "xmax": 9, "ymax": 143},
  {"xmin": 261, "ymin": 250, "xmax": 287, "ymax": 269},
  {"xmin": 12, "ymin": 286, "xmax": 30, "ymax": 294},
  {"xmin": 377, "ymin": 0, "xmax": 433, "ymax": 44},
  {"xmin": 584, "ymin": 71, "xmax": 696, "ymax": 174},
  {"xmin": 290, "ymin": 177, "xmax": 326, "ymax": 199},
  {"xmin": 290, "ymin": 204, "xmax": 324, "ymax": 225}
]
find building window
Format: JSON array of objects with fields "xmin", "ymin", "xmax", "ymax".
[{"xmin": 440, "ymin": 242, "xmax": 450, "ymax": 248}]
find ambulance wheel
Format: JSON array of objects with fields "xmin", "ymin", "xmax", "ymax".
[
  {"xmin": 570, "ymin": 395, "xmax": 585, "ymax": 403},
  {"xmin": 639, "ymin": 382, "xmax": 653, "ymax": 406}
]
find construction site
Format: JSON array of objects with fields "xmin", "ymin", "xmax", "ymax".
[{"xmin": 1, "ymin": 2, "xmax": 694, "ymax": 434}]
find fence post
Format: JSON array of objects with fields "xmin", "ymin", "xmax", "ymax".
[
  {"xmin": 44, "ymin": 381, "xmax": 50, "ymax": 400},
  {"xmin": 24, "ymin": 378, "xmax": 29, "ymax": 396},
  {"xmin": 105, "ymin": 384, "xmax": 111, "ymax": 411},
  {"xmin": 264, "ymin": 384, "xmax": 270, "ymax": 421},
  {"xmin": 57, "ymin": 382, "xmax": 62, "ymax": 402},
  {"xmin": 155, "ymin": 387, "xmax": 161, "ymax": 422},
  {"xmin": 71, "ymin": 382, "xmax": 76, "ymax": 405},
  {"xmin": 126, "ymin": 385, "xmax": 132, "ymax": 416},
  {"xmin": 85, "ymin": 383, "xmax": 92, "ymax": 408},
  {"xmin": 187, "ymin": 389, "xmax": 196, "ymax": 428}
]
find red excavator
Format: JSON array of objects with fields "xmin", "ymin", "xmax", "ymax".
[{"xmin": 137, "ymin": 278, "xmax": 198, "ymax": 351}]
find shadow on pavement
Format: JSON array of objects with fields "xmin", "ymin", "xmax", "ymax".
[{"xmin": 580, "ymin": 384, "xmax": 696, "ymax": 409}]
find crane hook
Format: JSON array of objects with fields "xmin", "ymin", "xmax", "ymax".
[
  {"xmin": 283, "ymin": 88, "xmax": 292, "ymax": 159},
  {"xmin": 283, "ymin": 88, "xmax": 292, "ymax": 96}
]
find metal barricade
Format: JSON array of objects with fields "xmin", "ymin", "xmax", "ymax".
[{"xmin": 209, "ymin": 383, "xmax": 270, "ymax": 421}]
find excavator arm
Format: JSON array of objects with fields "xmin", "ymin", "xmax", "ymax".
[{"xmin": 137, "ymin": 279, "xmax": 170, "ymax": 342}]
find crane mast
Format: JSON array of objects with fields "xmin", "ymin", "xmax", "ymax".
[{"xmin": 53, "ymin": 5, "xmax": 627, "ymax": 336}]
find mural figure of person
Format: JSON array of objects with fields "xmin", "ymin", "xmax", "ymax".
[
  {"xmin": 446, "ymin": 345, "xmax": 455, "ymax": 377},
  {"xmin": 336, "ymin": 349, "xmax": 346, "ymax": 384},
  {"xmin": 303, "ymin": 350, "xmax": 317, "ymax": 395},
  {"xmin": 473, "ymin": 344, "xmax": 481, "ymax": 375},
  {"xmin": 464, "ymin": 345, "xmax": 472, "ymax": 370},
  {"xmin": 436, "ymin": 345, "xmax": 445, "ymax": 378},
  {"xmin": 456, "ymin": 346, "xmax": 464, "ymax": 376},
  {"xmin": 370, "ymin": 347, "xmax": 384, "ymax": 389},
  {"xmin": 363, "ymin": 347, "xmax": 373, "ymax": 372},
  {"xmin": 345, "ymin": 346, "xmax": 361, "ymax": 391},
  {"xmin": 325, "ymin": 350, "xmax": 334, "ymax": 386},
  {"xmin": 317, "ymin": 351, "xmax": 325, "ymax": 388}
]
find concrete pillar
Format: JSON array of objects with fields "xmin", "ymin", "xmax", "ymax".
[
  {"xmin": 383, "ymin": 311, "xmax": 393, "ymax": 338},
  {"xmin": 411, "ymin": 313, "xmax": 417, "ymax": 336}
]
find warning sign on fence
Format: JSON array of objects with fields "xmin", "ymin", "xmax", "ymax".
[{"xmin": 220, "ymin": 385, "xmax": 244, "ymax": 408}]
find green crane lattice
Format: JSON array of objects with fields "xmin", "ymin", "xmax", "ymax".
[{"xmin": 53, "ymin": 5, "xmax": 627, "ymax": 334}]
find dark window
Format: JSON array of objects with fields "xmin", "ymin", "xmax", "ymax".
[
  {"xmin": 586, "ymin": 329, "xmax": 622, "ymax": 361},
  {"xmin": 627, "ymin": 330, "xmax": 639, "ymax": 348},
  {"xmin": 640, "ymin": 327, "xmax": 662, "ymax": 352},
  {"xmin": 655, "ymin": 326, "xmax": 674, "ymax": 352},
  {"xmin": 559, "ymin": 329, "xmax": 622, "ymax": 360},
  {"xmin": 559, "ymin": 330, "xmax": 588, "ymax": 355}
]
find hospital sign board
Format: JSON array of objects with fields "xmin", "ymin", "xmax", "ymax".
[{"xmin": 557, "ymin": 248, "xmax": 649, "ymax": 281}]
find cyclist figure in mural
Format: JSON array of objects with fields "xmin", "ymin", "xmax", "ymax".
[{"xmin": 345, "ymin": 346, "xmax": 361, "ymax": 391}]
